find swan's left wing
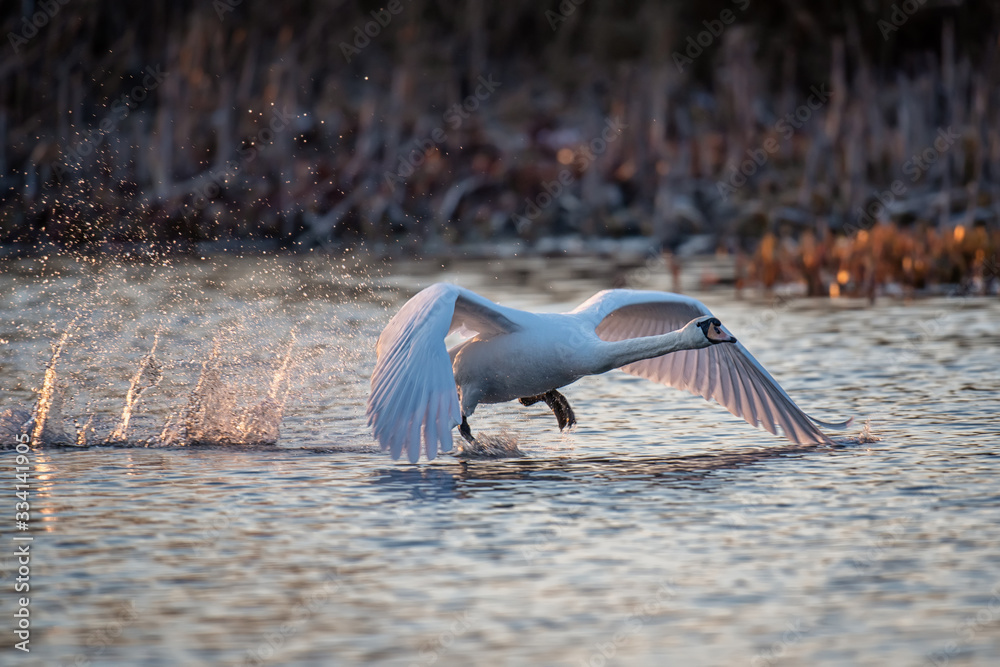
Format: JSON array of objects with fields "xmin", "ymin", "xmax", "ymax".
[
  {"xmin": 367, "ymin": 283, "xmax": 523, "ymax": 462},
  {"xmin": 580, "ymin": 289, "xmax": 850, "ymax": 445}
]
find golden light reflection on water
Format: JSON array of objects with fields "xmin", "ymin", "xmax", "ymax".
[{"xmin": 32, "ymin": 449, "xmax": 59, "ymax": 532}]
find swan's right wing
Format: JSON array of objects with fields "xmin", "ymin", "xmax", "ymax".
[{"xmin": 367, "ymin": 283, "xmax": 522, "ymax": 462}]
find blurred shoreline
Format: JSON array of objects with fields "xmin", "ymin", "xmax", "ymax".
[
  {"xmin": 2, "ymin": 1, "xmax": 999, "ymax": 296},
  {"xmin": 2, "ymin": 232, "xmax": 996, "ymax": 302}
]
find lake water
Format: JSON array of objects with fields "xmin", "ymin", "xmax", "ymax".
[{"xmin": 2, "ymin": 253, "xmax": 999, "ymax": 666}]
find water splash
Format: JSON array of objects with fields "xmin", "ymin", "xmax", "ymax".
[
  {"xmin": 457, "ymin": 431, "xmax": 525, "ymax": 459},
  {"xmin": 856, "ymin": 417, "xmax": 882, "ymax": 444},
  {"xmin": 234, "ymin": 334, "xmax": 296, "ymax": 445},
  {"xmin": 29, "ymin": 317, "xmax": 77, "ymax": 446},
  {"xmin": 2, "ymin": 253, "xmax": 384, "ymax": 452},
  {"xmin": 108, "ymin": 332, "xmax": 162, "ymax": 443},
  {"xmin": 174, "ymin": 332, "xmax": 297, "ymax": 447},
  {"xmin": 180, "ymin": 339, "xmax": 235, "ymax": 445}
]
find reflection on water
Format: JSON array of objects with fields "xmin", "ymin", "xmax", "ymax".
[
  {"xmin": 2, "ymin": 254, "xmax": 999, "ymax": 666},
  {"xmin": 370, "ymin": 444, "xmax": 850, "ymax": 495}
]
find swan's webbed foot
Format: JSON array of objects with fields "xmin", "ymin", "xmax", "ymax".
[
  {"xmin": 459, "ymin": 415, "xmax": 476, "ymax": 444},
  {"xmin": 547, "ymin": 391, "xmax": 577, "ymax": 431},
  {"xmin": 519, "ymin": 390, "xmax": 577, "ymax": 431}
]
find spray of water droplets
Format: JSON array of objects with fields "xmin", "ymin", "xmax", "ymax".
[{"xmin": 1, "ymin": 251, "xmax": 388, "ymax": 450}]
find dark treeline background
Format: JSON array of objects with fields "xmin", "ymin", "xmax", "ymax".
[{"xmin": 2, "ymin": 0, "xmax": 1000, "ymax": 291}]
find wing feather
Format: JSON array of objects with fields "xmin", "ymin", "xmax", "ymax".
[
  {"xmin": 580, "ymin": 289, "xmax": 850, "ymax": 445},
  {"xmin": 367, "ymin": 283, "xmax": 522, "ymax": 461}
]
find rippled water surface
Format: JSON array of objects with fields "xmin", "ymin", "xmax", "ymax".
[{"xmin": 2, "ymin": 254, "xmax": 999, "ymax": 666}]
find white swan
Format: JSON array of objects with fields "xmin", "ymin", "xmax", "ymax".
[{"xmin": 367, "ymin": 283, "xmax": 850, "ymax": 462}]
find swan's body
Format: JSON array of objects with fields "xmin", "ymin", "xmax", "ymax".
[{"xmin": 367, "ymin": 283, "xmax": 850, "ymax": 462}]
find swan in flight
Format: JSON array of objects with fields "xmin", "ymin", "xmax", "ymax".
[{"xmin": 367, "ymin": 283, "xmax": 850, "ymax": 462}]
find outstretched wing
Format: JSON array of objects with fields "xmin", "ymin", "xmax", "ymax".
[
  {"xmin": 367, "ymin": 283, "xmax": 523, "ymax": 462},
  {"xmin": 576, "ymin": 289, "xmax": 850, "ymax": 445}
]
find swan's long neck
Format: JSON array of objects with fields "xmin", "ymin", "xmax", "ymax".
[{"xmin": 604, "ymin": 330, "xmax": 696, "ymax": 369}]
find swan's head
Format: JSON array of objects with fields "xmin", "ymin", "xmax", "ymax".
[{"xmin": 689, "ymin": 317, "xmax": 737, "ymax": 347}]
